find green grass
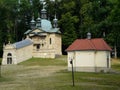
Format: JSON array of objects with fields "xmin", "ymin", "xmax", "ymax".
[
  {"xmin": 112, "ymin": 64, "xmax": 120, "ymax": 71},
  {"xmin": 19, "ymin": 55, "xmax": 67, "ymax": 66},
  {"xmin": 0, "ymin": 56, "xmax": 120, "ymax": 90},
  {"xmin": 0, "ymin": 77, "xmax": 13, "ymax": 82},
  {"xmin": 111, "ymin": 58, "xmax": 120, "ymax": 71}
]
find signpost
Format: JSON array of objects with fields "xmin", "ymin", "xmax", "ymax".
[{"xmin": 70, "ymin": 58, "xmax": 75, "ymax": 86}]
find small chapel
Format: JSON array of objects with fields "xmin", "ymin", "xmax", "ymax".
[
  {"xmin": 2, "ymin": 6, "xmax": 62, "ymax": 65},
  {"xmin": 66, "ymin": 33, "xmax": 112, "ymax": 72}
]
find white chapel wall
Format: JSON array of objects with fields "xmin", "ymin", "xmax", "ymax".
[
  {"xmin": 75, "ymin": 51, "xmax": 95, "ymax": 67},
  {"xmin": 95, "ymin": 51, "xmax": 111, "ymax": 68},
  {"xmin": 67, "ymin": 50, "xmax": 111, "ymax": 72}
]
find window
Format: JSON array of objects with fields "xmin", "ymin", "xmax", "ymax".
[
  {"xmin": 34, "ymin": 44, "xmax": 40, "ymax": 51},
  {"xmin": 36, "ymin": 44, "xmax": 40, "ymax": 50},
  {"xmin": 8, "ymin": 53, "xmax": 12, "ymax": 56},
  {"xmin": 42, "ymin": 43, "xmax": 44, "ymax": 47},
  {"xmin": 7, "ymin": 53, "xmax": 12, "ymax": 64},
  {"xmin": 50, "ymin": 38, "xmax": 52, "ymax": 44},
  {"xmin": 7, "ymin": 58, "xmax": 12, "ymax": 64}
]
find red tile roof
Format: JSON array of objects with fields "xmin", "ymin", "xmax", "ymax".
[{"xmin": 66, "ymin": 38, "xmax": 112, "ymax": 51}]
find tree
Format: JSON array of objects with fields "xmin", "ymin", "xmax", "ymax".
[
  {"xmin": 106, "ymin": 0, "xmax": 120, "ymax": 57},
  {"xmin": 0, "ymin": 0, "xmax": 119, "ymax": 57},
  {"xmin": 59, "ymin": 12, "xmax": 79, "ymax": 46}
]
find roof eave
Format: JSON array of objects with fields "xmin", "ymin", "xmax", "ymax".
[{"xmin": 66, "ymin": 49, "xmax": 112, "ymax": 52}]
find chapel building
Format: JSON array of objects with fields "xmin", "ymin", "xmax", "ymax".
[
  {"xmin": 66, "ymin": 33, "xmax": 112, "ymax": 72},
  {"xmin": 2, "ymin": 7, "xmax": 62, "ymax": 65}
]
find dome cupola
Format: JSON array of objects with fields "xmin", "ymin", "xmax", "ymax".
[
  {"xmin": 53, "ymin": 14, "xmax": 58, "ymax": 28},
  {"xmin": 87, "ymin": 32, "xmax": 91, "ymax": 39},
  {"xmin": 30, "ymin": 15, "xmax": 36, "ymax": 29},
  {"xmin": 41, "ymin": 2, "xmax": 47, "ymax": 19},
  {"xmin": 36, "ymin": 13, "xmax": 41, "ymax": 28}
]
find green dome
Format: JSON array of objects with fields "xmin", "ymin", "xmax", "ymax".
[{"xmin": 41, "ymin": 19, "xmax": 52, "ymax": 31}]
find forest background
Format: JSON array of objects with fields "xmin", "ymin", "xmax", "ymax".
[{"xmin": 0, "ymin": 0, "xmax": 120, "ymax": 57}]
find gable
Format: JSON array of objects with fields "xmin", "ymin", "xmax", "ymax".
[
  {"xmin": 28, "ymin": 29, "xmax": 48, "ymax": 37},
  {"xmin": 31, "ymin": 29, "xmax": 45, "ymax": 34},
  {"xmin": 4, "ymin": 44, "xmax": 15, "ymax": 49},
  {"xmin": 32, "ymin": 29, "xmax": 44, "ymax": 33},
  {"xmin": 24, "ymin": 29, "xmax": 45, "ymax": 35}
]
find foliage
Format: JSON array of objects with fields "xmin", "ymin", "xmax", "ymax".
[
  {"xmin": 59, "ymin": 12, "xmax": 78, "ymax": 46},
  {"xmin": 0, "ymin": 0, "xmax": 120, "ymax": 57}
]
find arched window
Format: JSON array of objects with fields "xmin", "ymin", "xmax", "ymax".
[
  {"xmin": 8, "ymin": 53, "xmax": 12, "ymax": 56},
  {"xmin": 7, "ymin": 53, "xmax": 12, "ymax": 64}
]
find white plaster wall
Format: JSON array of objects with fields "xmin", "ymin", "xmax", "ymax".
[
  {"xmin": 67, "ymin": 50, "xmax": 111, "ymax": 72},
  {"xmin": 95, "ymin": 51, "xmax": 111, "ymax": 68},
  {"xmin": 75, "ymin": 51, "xmax": 95, "ymax": 67}
]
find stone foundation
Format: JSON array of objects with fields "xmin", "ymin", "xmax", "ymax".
[{"xmin": 68, "ymin": 67, "xmax": 111, "ymax": 72}]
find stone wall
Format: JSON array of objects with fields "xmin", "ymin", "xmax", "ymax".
[
  {"xmin": 16, "ymin": 44, "xmax": 33, "ymax": 63},
  {"xmin": 32, "ymin": 33, "xmax": 62, "ymax": 58},
  {"xmin": 2, "ymin": 43, "xmax": 33, "ymax": 65}
]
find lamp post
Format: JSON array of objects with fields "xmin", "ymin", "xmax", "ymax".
[{"xmin": 70, "ymin": 58, "xmax": 75, "ymax": 86}]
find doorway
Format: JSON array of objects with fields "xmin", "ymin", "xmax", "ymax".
[{"xmin": 7, "ymin": 53, "xmax": 12, "ymax": 64}]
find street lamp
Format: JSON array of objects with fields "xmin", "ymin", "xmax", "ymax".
[{"xmin": 70, "ymin": 58, "xmax": 75, "ymax": 86}]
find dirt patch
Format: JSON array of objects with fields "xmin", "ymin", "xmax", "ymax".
[
  {"xmin": 0, "ymin": 65, "xmax": 67, "ymax": 90},
  {"xmin": 16, "ymin": 66, "xmax": 66, "ymax": 79}
]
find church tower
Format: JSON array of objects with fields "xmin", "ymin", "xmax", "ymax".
[{"xmin": 24, "ymin": 2, "xmax": 62, "ymax": 58}]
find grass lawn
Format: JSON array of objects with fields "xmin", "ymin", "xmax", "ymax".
[
  {"xmin": 0, "ymin": 56, "xmax": 120, "ymax": 90},
  {"xmin": 111, "ymin": 58, "xmax": 120, "ymax": 71},
  {"xmin": 18, "ymin": 55, "xmax": 67, "ymax": 66}
]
